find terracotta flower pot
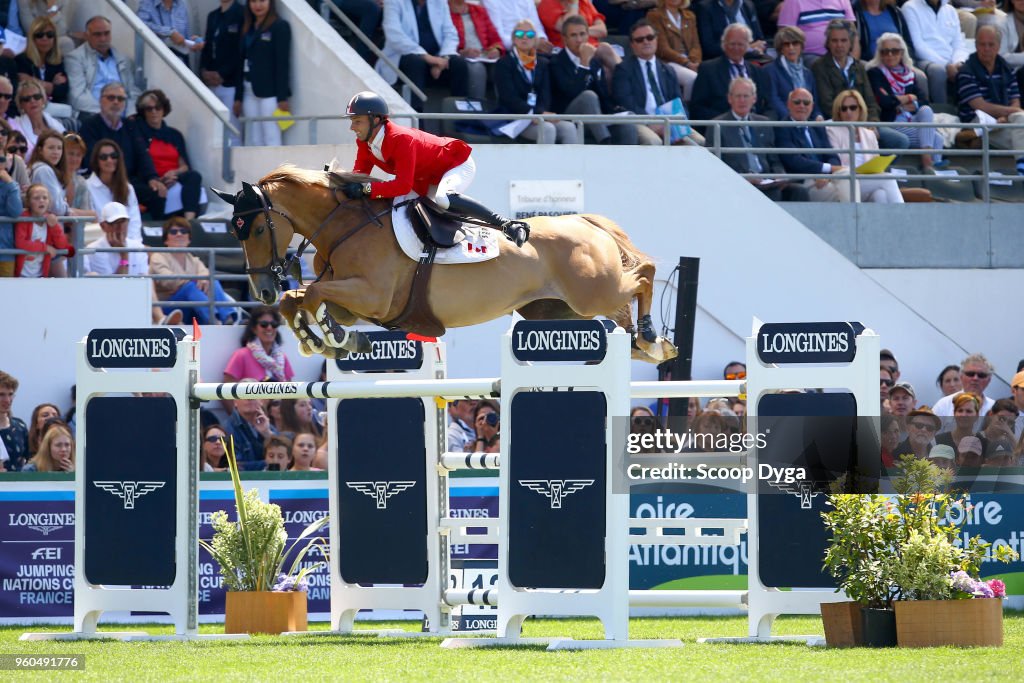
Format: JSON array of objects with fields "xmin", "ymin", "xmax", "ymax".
[
  {"xmin": 820, "ymin": 601, "xmax": 864, "ymax": 648},
  {"xmin": 895, "ymin": 598, "xmax": 1003, "ymax": 648},
  {"xmin": 224, "ymin": 591, "xmax": 308, "ymax": 635}
]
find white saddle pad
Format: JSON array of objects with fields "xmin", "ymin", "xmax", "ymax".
[{"xmin": 391, "ymin": 204, "xmax": 500, "ymax": 265}]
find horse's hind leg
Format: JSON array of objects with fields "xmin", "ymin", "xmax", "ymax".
[{"xmin": 626, "ymin": 261, "xmax": 678, "ymax": 363}]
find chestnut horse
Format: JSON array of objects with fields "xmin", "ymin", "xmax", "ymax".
[{"xmin": 214, "ymin": 166, "xmax": 677, "ymax": 364}]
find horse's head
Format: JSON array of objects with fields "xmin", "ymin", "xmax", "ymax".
[{"xmin": 213, "ymin": 181, "xmax": 296, "ymax": 305}]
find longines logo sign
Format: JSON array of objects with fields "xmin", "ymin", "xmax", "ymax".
[
  {"xmin": 756, "ymin": 322, "xmax": 856, "ymax": 364},
  {"xmin": 511, "ymin": 320, "xmax": 606, "ymax": 362},
  {"xmin": 86, "ymin": 328, "xmax": 177, "ymax": 369},
  {"xmin": 335, "ymin": 331, "xmax": 423, "ymax": 372}
]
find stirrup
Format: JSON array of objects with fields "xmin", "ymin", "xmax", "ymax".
[{"xmin": 501, "ymin": 220, "xmax": 530, "ymax": 247}]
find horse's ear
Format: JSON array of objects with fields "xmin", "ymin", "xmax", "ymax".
[{"xmin": 212, "ymin": 187, "xmax": 236, "ymax": 205}]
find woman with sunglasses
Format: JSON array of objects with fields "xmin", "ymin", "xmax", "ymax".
[
  {"xmin": 221, "ymin": 305, "xmax": 295, "ymax": 413},
  {"xmin": 133, "ymin": 89, "xmax": 204, "ymax": 220},
  {"xmin": 85, "ymin": 139, "xmax": 143, "ymax": 240},
  {"xmin": 14, "ymin": 17, "xmax": 69, "ymax": 108},
  {"xmin": 826, "ymin": 89, "xmax": 904, "ymax": 203},
  {"xmin": 494, "ymin": 21, "xmax": 577, "ymax": 144},
  {"xmin": 149, "ymin": 215, "xmax": 239, "ymax": 325},
  {"xmin": 0, "ymin": 117, "xmax": 28, "ymax": 191},
  {"xmin": 200, "ymin": 424, "xmax": 228, "ymax": 471},
  {"xmin": 7, "ymin": 131, "xmax": 29, "ymax": 161},
  {"xmin": 9, "ymin": 80, "xmax": 64, "ymax": 159},
  {"xmin": 18, "ymin": 1, "xmax": 77, "ymax": 55}
]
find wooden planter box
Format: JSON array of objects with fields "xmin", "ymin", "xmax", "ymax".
[
  {"xmin": 894, "ymin": 598, "xmax": 1003, "ymax": 648},
  {"xmin": 821, "ymin": 601, "xmax": 864, "ymax": 648},
  {"xmin": 225, "ymin": 591, "xmax": 308, "ymax": 635}
]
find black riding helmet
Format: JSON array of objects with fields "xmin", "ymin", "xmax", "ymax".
[{"xmin": 345, "ymin": 91, "xmax": 389, "ymax": 118}]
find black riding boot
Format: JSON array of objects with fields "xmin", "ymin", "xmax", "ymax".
[{"xmin": 444, "ymin": 192, "xmax": 530, "ymax": 247}]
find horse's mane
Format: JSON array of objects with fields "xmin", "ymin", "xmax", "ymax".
[{"xmin": 258, "ymin": 164, "xmax": 376, "ymax": 191}]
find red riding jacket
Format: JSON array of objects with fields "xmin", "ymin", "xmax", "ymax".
[{"xmin": 352, "ymin": 120, "xmax": 472, "ymax": 199}]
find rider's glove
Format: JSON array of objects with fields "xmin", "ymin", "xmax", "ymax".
[{"xmin": 342, "ymin": 182, "xmax": 367, "ymax": 199}]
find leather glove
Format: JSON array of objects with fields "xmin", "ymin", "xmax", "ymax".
[{"xmin": 342, "ymin": 182, "xmax": 366, "ymax": 199}]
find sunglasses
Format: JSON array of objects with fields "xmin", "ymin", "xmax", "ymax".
[
  {"xmin": 840, "ymin": 104, "xmax": 860, "ymax": 112},
  {"xmin": 632, "ymin": 33, "xmax": 657, "ymax": 43},
  {"xmin": 790, "ymin": 99, "xmax": 812, "ymax": 106},
  {"xmin": 963, "ymin": 371, "xmax": 990, "ymax": 379},
  {"xmin": 103, "ymin": 94, "xmax": 127, "ymax": 102},
  {"xmin": 204, "ymin": 435, "xmax": 225, "ymax": 443},
  {"xmin": 909, "ymin": 421, "xmax": 938, "ymax": 432},
  {"xmin": 167, "ymin": 227, "xmax": 191, "ymax": 235},
  {"xmin": 878, "ymin": 48, "xmax": 903, "ymax": 56},
  {"xmin": 139, "ymin": 105, "xmax": 162, "ymax": 113},
  {"xmin": 7, "ymin": 145, "xmax": 27, "ymax": 154},
  {"xmin": 19, "ymin": 93, "xmax": 44, "ymax": 103},
  {"xmin": 725, "ymin": 371, "xmax": 747, "ymax": 380},
  {"xmin": 257, "ymin": 320, "xmax": 280, "ymax": 329},
  {"xmin": 97, "ymin": 151, "xmax": 120, "ymax": 161},
  {"xmin": 880, "ymin": 379, "xmax": 894, "ymax": 387},
  {"xmin": 34, "ymin": 31, "xmax": 55, "ymax": 39},
  {"xmin": 0, "ymin": 93, "xmax": 11, "ymax": 100},
  {"xmin": 513, "ymin": 29, "xmax": 536, "ymax": 39}
]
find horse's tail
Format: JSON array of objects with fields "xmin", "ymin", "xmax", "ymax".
[{"xmin": 578, "ymin": 214, "xmax": 650, "ymax": 273}]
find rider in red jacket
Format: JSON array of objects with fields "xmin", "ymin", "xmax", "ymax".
[{"xmin": 342, "ymin": 91, "xmax": 529, "ymax": 246}]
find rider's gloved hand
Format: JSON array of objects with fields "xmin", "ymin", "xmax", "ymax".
[{"xmin": 341, "ymin": 182, "xmax": 365, "ymax": 200}]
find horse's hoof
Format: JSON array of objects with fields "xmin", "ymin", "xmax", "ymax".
[{"xmin": 297, "ymin": 341, "xmax": 314, "ymax": 358}]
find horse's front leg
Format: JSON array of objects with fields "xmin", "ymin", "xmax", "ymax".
[
  {"xmin": 280, "ymin": 289, "xmax": 328, "ymax": 358},
  {"xmin": 301, "ymin": 278, "xmax": 393, "ymax": 354}
]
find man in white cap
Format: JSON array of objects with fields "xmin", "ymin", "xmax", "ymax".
[
  {"xmin": 927, "ymin": 444, "xmax": 956, "ymax": 471},
  {"xmin": 83, "ymin": 202, "xmax": 148, "ymax": 275}
]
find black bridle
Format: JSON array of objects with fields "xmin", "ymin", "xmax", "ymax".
[{"xmin": 229, "ymin": 178, "xmax": 393, "ymax": 291}]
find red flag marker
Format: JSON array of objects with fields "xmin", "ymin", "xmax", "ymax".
[{"xmin": 406, "ymin": 332, "xmax": 436, "ymax": 343}]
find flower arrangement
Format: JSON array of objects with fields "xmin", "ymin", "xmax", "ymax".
[{"xmin": 200, "ymin": 436, "xmax": 328, "ymax": 593}]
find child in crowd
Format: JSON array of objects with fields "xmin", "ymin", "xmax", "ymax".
[
  {"xmin": 290, "ymin": 431, "xmax": 319, "ymax": 471},
  {"xmin": 14, "ymin": 184, "xmax": 72, "ymax": 277},
  {"xmin": 263, "ymin": 434, "xmax": 292, "ymax": 471}
]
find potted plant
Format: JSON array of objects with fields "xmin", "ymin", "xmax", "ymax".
[{"xmin": 200, "ymin": 437, "xmax": 328, "ymax": 635}]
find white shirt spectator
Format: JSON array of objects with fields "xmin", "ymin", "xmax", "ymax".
[
  {"xmin": 83, "ymin": 235, "xmax": 148, "ymax": 275},
  {"xmin": 85, "ymin": 175, "xmax": 143, "ymax": 241},
  {"xmin": 447, "ymin": 416, "xmax": 475, "ymax": 452},
  {"xmin": 930, "ymin": 389, "xmax": 995, "ymax": 417},
  {"xmin": 902, "ymin": 0, "xmax": 970, "ymax": 66}
]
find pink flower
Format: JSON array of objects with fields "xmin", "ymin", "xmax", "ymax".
[{"xmin": 988, "ymin": 579, "xmax": 1007, "ymax": 598}]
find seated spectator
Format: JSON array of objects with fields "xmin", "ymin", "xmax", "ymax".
[
  {"xmin": 137, "ymin": 0, "xmax": 205, "ymax": 64},
  {"xmin": 646, "ymin": 0, "xmax": 702, "ymax": 101},
  {"xmin": 134, "ymin": 89, "xmax": 205, "ymax": 220},
  {"xmin": 856, "ymin": 0, "xmax": 917, "ymax": 63},
  {"xmin": 19, "ymin": 0, "xmax": 77, "ymax": 56},
  {"xmin": 630, "ymin": 405, "xmax": 664, "ymax": 453},
  {"xmin": 690, "ymin": 23, "xmax": 771, "ymax": 121},
  {"xmin": 21, "ymin": 423, "xmax": 74, "ymax": 472},
  {"xmin": 880, "ymin": 414, "xmax": 900, "ymax": 467},
  {"xmin": 149, "ymin": 216, "xmax": 240, "ymax": 325},
  {"xmin": 234, "ymin": 0, "xmax": 291, "ymax": 145},
  {"xmin": 0, "ymin": 118, "xmax": 28, "ymax": 192},
  {"xmin": 813, "ymin": 19, "xmax": 910, "ymax": 152},
  {"xmin": 81, "ymin": 201, "xmax": 147, "ymax": 275},
  {"xmin": 201, "ymin": 423, "xmax": 228, "ymax": 471},
  {"xmin": 927, "ymin": 443, "xmax": 956, "ymax": 470},
  {"xmin": 1012, "ymin": 369, "xmax": 1024, "ymax": 414},
  {"xmin": 80, "ymin": 82, "xmax": 164, "ymax": 217},
  {"xmin": 0, "ymin": 370, "xmax": 28, "ymax": 471},
  {"xmin": 494, "ymin": 20, "xmax": 578, "ymax": 143},
  {"xmin": 483, "ymin": 0, "xmax": 553, "ymax": 52},
  {"xmin": 225, "ymin": 389, "xmax": 277, "ymax": 469},
  {"xmin": 470, "ymin": 399, "xmax": 500, "ymax": 453},
  {"xmin": 694, "ymin": 0, "xmax": 767, "ymax": 60},
  {"xmin": 888, "ymin": 381, "xmax": 916, "ymax": 424},
  {"xmin": 932, "ymin": 353, "xmax": 996, "ymax": 415},
  {"xmin": 893, "ymin": 407, "xmax": 941, "ymax": 459},
  {"xmin": 775, "ymin": 87, "xmax": 854, "ymax": 201},
  {"xmin": 777, "ymin": 0, "xmax": 856, "ymax": 60},
  {"xmin": 7, "ymin": 130, "xmax": 28, "ymax": 161},
  {"xmin": 538, "ymin": 0, "xmax": 617, "ymax": 67},
  {"xmin": 766, "ymin": 26, "xmax": 823, "ymax": 119},
  {"xmin": 65, "ymin": 15, "xmax": 141, "ymax": 114},
  {"xmin": 867, "ymin": 32, "xmax": 945, "ymax": 170},
  {"xmin": 60, "ymin": 132, "xmax": 91, "ymax": 212},
  {"xmin": 449, "ymin": 0, "xmax": 504, "ymax": 102},
  {"xmin": 85, "ymin": 139, "xmax": 143, "ymax": 241},
  {"xmin": 27, "ymin": 130, "xmax": 94, "ymax": 244},
  {"xmin": 957, "ymin": 434, "xmax": 984, "ymax": 467},
  {"xmin": 826, "ymin": 89, "xmax": 905, "ymax": 202},
  {"xmin": 0, "ymin": 136, "xmax": 23, "ymax": 277},
  {"xmin": 221, "ymin": 306, "xmax": 295, "ymax": 415},
  {"xmin": 951, "ymin": 0, "xmax": 1005, "ymax": 41},
  {"xmin": 14, "ymin": 183, "xmax": 74, "ymax": 276},
  {"xmin": 551, "ymin": 15, "xmax": 638, "ymax": 144},
  {"xmin": 936, "ymin": 391, "xmax": 981, "ymax": 449},
  {"xmin": 0, "ymin": 74, "xmax": 13, "ymax": 122},
  {"xmin": 713, "ymin": 77, "xmax": 811, "ymax": 200},
  {"xmin": 278, "ymin": 398, "xmax": 322, "ymax": 439},
  {"xmin": 976, "ymin": 398, "xmax": 1019, "ymax": 458},
  {"xmin": 289, "ymin": 431, "xmax": 319, "ymax": 471},
  {"xmin": 15, "ymin": 16, "xmax": 69, "ymax": 108},
  {"xmin": 9, "ymin": 80, "xmax": 64, "ymax": 158},
  {"xmin": 267, "ymin": 399, "xmax": 283, "ymax": 431},
  {"xmin": 614, "ymin": 19, "xmax": 702, "ymax": 144},
  {"xmin": 201, "ymin": 0, "xmax": 244, "ymax": 147},
  {"xmin": 376, "ymin": 0, "xmax": 466, "ymax": 113},
  {"xmin": 902, "ymin": 0, "xmax": 970, "ymax": 105},
  {"xmin": 1000, "ymin": 0, "xmax": 1024, "ymax": 73},
  {"xmin": 27, "ymin": 402, "xmax": 60, "ymax": 456},
  {"xmin": 447, "ymin": 398, "xmax": 477, "ymax": 452},
  {"xmin": 936, "ymin": 363, "xmax": 962, "ymax": 396},
  {"xmin": 957, "ymin": 25, "xmax": 1024, "ymax": 175},
  {"xmin": 262, "ymin": 434, "xmax": 292, "ymax": 471}
]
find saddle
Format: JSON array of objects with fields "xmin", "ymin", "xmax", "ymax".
[{"xmin": 409, "ymin": 198, "xmax": 465, "ymax": 248}]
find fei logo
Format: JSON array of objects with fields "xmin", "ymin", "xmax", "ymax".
[
  {"xmin": 518, "ymin": 479, "xmax": 594, "ymax": 509},
  {"xmin": 767, "ymin": 479, "xmax": 820, "ymax": 509},
  {"xmin": 93, "ymin": 481, "xmax": 166, "ymax": 509},
  {"xmin": 346, "ymin": 481, "xmax": 416, "ymax": 509}
]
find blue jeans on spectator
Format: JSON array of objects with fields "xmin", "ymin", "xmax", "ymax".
[
  {"xmin": 877, "ymin": 126, "xmax": 910, "ymax": 152},
  {"xmin": 163, "ymin": 280, "xmax": 238, "ymax": 324}
]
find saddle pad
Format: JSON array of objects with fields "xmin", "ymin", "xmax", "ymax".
[{"xmin": 392, "ymin": 205, "xmax": 500, "ymax": 265}]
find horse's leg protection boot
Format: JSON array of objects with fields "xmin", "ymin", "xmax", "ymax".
[{"xmin": 444, "ymin": 192, "xmax": 530, "ymax": 247}]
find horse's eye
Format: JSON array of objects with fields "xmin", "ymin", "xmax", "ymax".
[{"xmin": 255, "ymin": 225, "xmax": 264, "ymax": 236}]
